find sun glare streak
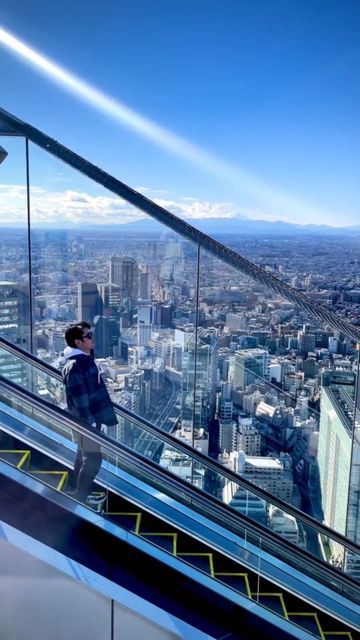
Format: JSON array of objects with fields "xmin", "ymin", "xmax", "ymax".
[{"xmin": 0, "ymin": 26, "xmax": 330, "ymax": 222}]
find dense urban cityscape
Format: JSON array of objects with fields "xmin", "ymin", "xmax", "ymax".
[{"xmin": 1, "ymin": 226, "xmax": 359, "ymax": 575}]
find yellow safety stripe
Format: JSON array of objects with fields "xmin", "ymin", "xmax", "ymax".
[
  {"xmin": 105, "ymin": 512, "xmax": 142, "ymax": 534},
  {"xmin": 0, "ymin": 449, "xmax": 31, "ymax": 469},
  {"xmin": 140, "ymin": 532, "xmax": 178, "ymax": 555}
]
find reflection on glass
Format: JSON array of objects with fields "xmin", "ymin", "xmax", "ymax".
[
  {"xmin": 0, "ymin": 137, "xmax": 31, "ymax": 363},
  {"xmin": 27, "ymin": 142, "xmax": 200, "ymax": 447}
]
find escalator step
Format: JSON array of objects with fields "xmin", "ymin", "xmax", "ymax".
[
  {"xmin": 31, "ymin": 470, "xmax": 68, "ymax": 492},
  {"xmin": 0, "ymin": 449, "xmax": 30, "ymax": 469},
  {"xmin": 214, "ymin": 572, "xmax": 251, "ymax": 597},
  {"xmin": 105, "ymin": 511, "xmax": 142, "ymax": 534},
  {"xmin": 288, "ymin": 613, "xmax": 323, "ymax": 638},
  {"xmin": 256, "ymin": 593, "xmax": 287, "ymax": 618},
  {"xmin": 177, "ymin": 552, "xmax": 214, "ymax": 576},
  {"xmin": 140, "ymin": 533, "xmax": 177, "ymax": 554}
]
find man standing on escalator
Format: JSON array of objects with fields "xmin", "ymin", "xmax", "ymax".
[{"xmin": 62, "ymin": 322, "xmax": 118, "ymax": 507}]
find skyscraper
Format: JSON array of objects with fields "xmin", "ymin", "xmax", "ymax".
[
  {"xmin": 318, "ymin": 372, "xmax": 360, "ymax": 577},
  {"xmin": 181, "ymin": 328, "xmax": 218, "ymax": 432},
  {"xmin": 77, "ymin": 282, "xmax": 103, "ymax": 324},
  {"xmin": 109, "ymin": 256, "xmax": 138, "ymax": 318},
  {"xmin": 233, "ymin": 348, "xmax": 269, "ymax": 391},
  {"xmin": 0, "ymin": 280, "xmax": 31, "ymax": 384}
]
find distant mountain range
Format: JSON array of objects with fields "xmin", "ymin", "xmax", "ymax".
[
  {"xmin": 99, "ymin": 216, "xmax": 360, "ymax": 236},
  {"xmin": 2, "ymin": 216, "xmax": 360, "ymax": 236}
]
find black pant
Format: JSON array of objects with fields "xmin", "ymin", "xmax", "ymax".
[{"xmin": 73, "ymin": 431, "xmax": 102, "ymax": 501}]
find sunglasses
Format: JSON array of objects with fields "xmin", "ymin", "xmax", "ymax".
[{"xmin": 82, "ymin": 331, "xmax": 93, "ymax": 340}]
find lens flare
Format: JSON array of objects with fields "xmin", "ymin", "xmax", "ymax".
[{"xmin": 0, "ymin": 26, "xmax": 329, "ymax": 223}]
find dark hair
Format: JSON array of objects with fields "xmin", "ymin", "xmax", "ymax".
[{"xmin": 65, "ymin": 321, "xmax": 91, "ymax": 347}]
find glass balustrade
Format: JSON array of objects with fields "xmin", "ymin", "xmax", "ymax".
[
  {"xmin": 1, "ymin": 339, "xmax": 359, "ymax": 595},
  {"xmin": 0, "ymin": 111, "xmax": 359, "ymax": 587},
  {"xmin": 0, "ymin": 370, "xmax": 359, "ymax": 619}
]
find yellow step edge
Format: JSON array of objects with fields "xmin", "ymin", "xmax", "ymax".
[
  {"xmin": 177, "ymin": 552, "xmax": 215, "ymax": 577},
  {"xmin": 140, "ymin": 532, "xmax": 178, "ymax": 555},
  {"xmin": 215, "ymin": 572, "xmax": 252, "ymax": 598},
  {"xmin": 105, "ymin": 512, "xmax": 142, "ymax": 534},
  {"xmin": 0, "ymin": 449, "xmax": 31, "ymax": 469},
  {"xmin": 252, "ymin": 592, "xmax": 288, "ymax": 619},
  {"xmin": 33, "ymin": 470, "xmax": 68, "ymax": 492},
  {"xmin": 324, "ymin": 634, "xmax": 353, "ymax": 639},
  {"xmin": 287, "ymin": 612, "xmax": 325, "ymax": 640}
]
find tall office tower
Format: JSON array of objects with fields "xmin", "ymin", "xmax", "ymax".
[
  {"xmin": 297, "ymin": 324, "xmax": 316, "ymax": 356},
  {"xmin": 98, "ymin": 283, "xmax": 122, "ymax": 318},
  {"xmin": 233, "ymin": 348, "xmax": 269, "ymax": 391},
  {"xmin": 137, "ymin": 305, "xmax": 153, "ymax": 346},
  {"xmin": 93, "ymin": 315, "xmax": 120, "ymax": 358},
  {"xmin": 219, "ymin": 398, "xmax": 233, "ymax": 423},
  {"xmin": 0, "ymin": 281, "xmax": 31, "ymax": 384},
  {"xmin": 137, "ymin": 322, "xmax": 152, "ymax": 347},
  {"xmin": 219, "ymin": 421, "xmax": 237, "ymax": 453},
  {"xmin": 318, "ymin": 372, "xmax": 360, "ymax": 576},
  {"xmin": 109, "ymin": 256, "xmax": 138, "ymax": 317},
  {"xmin": 77, "ymin": 282, "xmax": 103, "ymax": 324},
  {"xmin": 159, "ymin": 241, "xmax": 185, "ymax": 283},
  {"xmin": 181, "ymin": 328, "xmax": 219, "ymax": 432},
  {"xmin": 139, "ymin": 269, "xmax": 151, "ymax": 301}
]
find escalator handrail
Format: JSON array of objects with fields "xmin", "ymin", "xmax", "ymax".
[
  {"xmin": 1, "ymin": 334, "xmax": 360, "ymax": 557},
  {"xmin": 1, "ymin": 372, "xmax": 360, "ymax": 601}
]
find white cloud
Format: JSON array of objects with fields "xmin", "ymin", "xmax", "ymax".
[
  {"xmin": 0, "ymin": 184, "xmax": 254, "ymax": 226},
  {"xmin": 0, "ymin": 184, "xmax": 146, "ymax": 225}
]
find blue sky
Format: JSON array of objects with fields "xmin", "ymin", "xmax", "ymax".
[{"xmin": 0, "ymin": 0, "xmax": 359, "ymax": 227}]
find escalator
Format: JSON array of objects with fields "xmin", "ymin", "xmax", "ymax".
[{"xmin": 0, "ymin": 360, "xmax": 359, "ymax": 638}]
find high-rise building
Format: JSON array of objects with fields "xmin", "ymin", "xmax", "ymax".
[
  {"xmin": 233, "ymin": 348, "xmax": 268, "ymax": 391},
  {"xmin": 139, "ymin": 269, "xmax": 151, "ymax": 300},
  {"xmin": 109, "ymin": 256, "xmax": 138, "ymax": 318},
  {"xmin": 98, "ymin": 283, "xmax": 122, "ymax": 318},
  {"xmin": 297, "ymin": 324, "xmax": 316, "ymax": 356},
  {"xmin": 318, "ymin": 372, "xmax": 360, "ymax": 576},
  {"xmin": 77, "ymin": 282, "xmax": 103, "ymax": 324},
  {"xmin": 0, "ymin": 281, "xmax": 30, "ymax": 384},
  {"xmin": 181, "ymin": 328, "xmax": 218, "ymax": 431},
  {"xmin": 93, "ymin": 315, "xmax": 120, "ymax": 358}
]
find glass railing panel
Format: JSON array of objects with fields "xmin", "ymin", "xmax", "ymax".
[
  {"xmin": 0, "ymin": 136, "xmax": 32, "ymax": 367},
  {"xmin": 27, "ymin": 141, "xmax": 200, "ymax": 439},
  {"xmin": 197, "ymin": 242, "xmax": 360, "ymax": 581},
  {"xmin": 1, "ymin": 376, "xmax": 359, "ymax": 619},
  {"xmin": 0, "ymin": 342, "xmax": 66, "ymax": 406},
  {"xmin": 1, "ymin": 356, "xmax": 359, "ymax": 590}
]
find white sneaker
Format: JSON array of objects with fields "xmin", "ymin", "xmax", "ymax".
[{"xmin": 86, "ymin": 492, "xmax": 106, "ymax": 512}]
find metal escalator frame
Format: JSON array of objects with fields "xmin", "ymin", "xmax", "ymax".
[
  {"xmin": 0, "ymin": 106, "xmax": 359, "ymax": 343},
  {"xmin": 1, "ymin": 334, "xmax": 360, "ymax": 566},
  {"xmin": 0, "ymin": 372, "xmax": 359, "ymax": 610},
  {"xmin": 1, "ymin": 334, "xmax": 359, "ymax": 561}
]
